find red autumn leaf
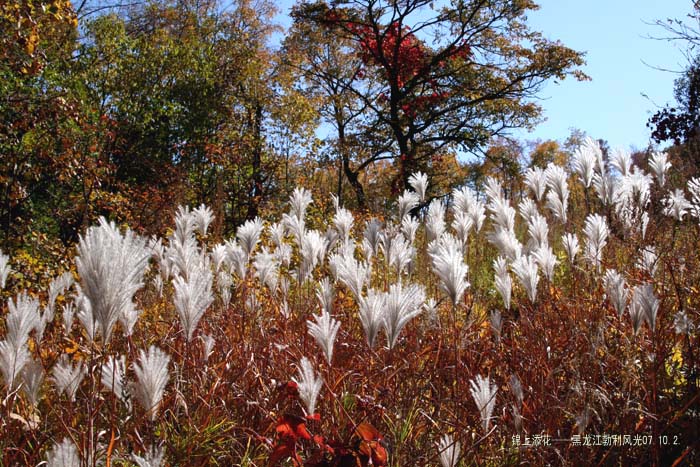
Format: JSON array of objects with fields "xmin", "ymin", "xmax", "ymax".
[
  {"xmin": 276, "ymin": 414, "xmax": 312, "ymax": 441},
  {"xmin": 355, "ymin": 423, "xmax": 388, "ymax": 466}
]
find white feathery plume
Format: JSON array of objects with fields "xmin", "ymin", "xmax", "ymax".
[
  {"xmin": 493, "ymin": 257, "xmax": 512, "ymax": 310},
  {"xmin": 397, "ymin": 190, "xmax": 420, "ymax": 221},
  {"xmin": 76, "ymin": 217, "xmax": 149, "ymax": 343},
  {"xmin": 253, "ymin": 247, "xmax": 280, "ymax": 292},
  {"xmin": 583, "ymin": 214, "xmax": 609, "ymax": 272},
  {"xmin": 438, "ymin": 434, "xmax": 461, "ymax": 467},
  {"xmin": 518, "ymin": 198, "xmax": 539, "ymax": 226},
  {"xmin": 629, "ymin": 284, "xmax": 659, "ymax": 334},
  {"xmin": 334, "ymin": 207, "xmax": 354, "ymax": 243},
  {"xmin": 119, "ymin": 302, "xmax": 140, "ymax": 338},
  {"xmin": 293, "ymin": 357, "xmax": 323, "ymax": 415},
  {"xmin": 101, "ymin": 354, "xmax": 128, "ymax": 405},
  {"xmin": 490, "ymin": 309, "xmax": 503, "ymax": 343},
  {"xmin": 408, "ymin": 171, "xmax": 429, "ymax": 202},
  {"xmin": 487, "ymin": 227, "xmax": 522, "ymax": 262},
  {"xmin": 172, "ymin": 206, "xmax": 195, "ymax": 246},
  {"xmin": 288, "ymin": 187, "xmax": 313, "ymax": 221},
  {"xmin": 224, "ymin": 240, "xmax": 248, "ymax": 279},
  {"xmin": 52, "ymin": 355, "xmax": 86, "ymax": 402},
  {"xmin": 316, "ymin": 278, "xmax": 334, "ymax": 315},
  {"xmin": 592, "ymin": 171, "xmax": 616, "ymax": 206},
  {"xmin": 573, "ymin": 138, "xmax": 600, "ymax": 188},
  {"xmin": 307, "ymin": 310, "xmax": 341, "ymax": 365},
  {"xmin": 299, "ymin": 230, "xmax": 327, "ymax": 284},
  {"xmin": 269, "ymin": 221, "xmax": 286, "ymax": 247},
  {"xmin": 357, "ymin": 290, "xmax": 386, "ymax": 349},
  {"xmin": 649, "ymin": 151, "xmax": 671, "ymax": 187},
  {"xmin": 561, "ymin": 233, "xmax": 580, "ymax": 265},
  {"xmin": 274, "ymin": 242, "xmax": 293, "ymax": 268},
  {"xmin": 426, "ymin": 199, "xmax": 446, "ymax": 242},
  {"xmin": 131, "ymin": 345, "xmax": 170, "ymax": 421},
  {"xmin": 217, "ymin": 271, "xmax": 233, "ymax": 309},
  {"xmin": 0, "ymin": 249, "xmax": 10, "ymax": 290},
  {"xmin": 610, "ymin": 147, "xmax": 632, "ymax": 177},
  {"xmin": 331, "ymin": 253, "xmax": 370, "ymax": 300},
  {"xmin": 236, "ymin": 217, "xmax": 264, "ymax": 258},
  {"xmin": 603, "ymin": 270, "xmax": 628, "ymax": 318},
  {"xmin": 201, "ymin": 334, "xmax": 216, "ymax": 362},
  {"xmin": 46, "ymin": 438, "xmax": 81, "ymax": 467},
  {"xmin": 674, "ymin": 311, "xmax": 694, "ymax": 335},
  {"xmin": 401, "ymin": 215, "xmax": 420, "ymax": 244},
  {"xmin": 545, "ymin": 164, "xmax": 569, "ymax": 223},
  {"xmin": 282, "ymin": 211, "xmax": 306, "ymax": 243},
  {"xmin": 192, "ymin": 204, "xmax": 214, "ymax": 237},
  {"xmin": 0, "ymin": 339, "xmax": 29, "ymax": 390},
  {"xmin": 385, "ymin": 234, "xmax": 415, "ymax": 275},
  {"xmin": 613, "ymin": 168, "xmax": 652, "ymax": 238},
  {"xmin": 469, "ymin": 374, "xmax": 498, "ymax": 432},
  {"xmin": 430, "ymin": 235, "xmax": 469, "ymax": 306},
  {"xmin": 210, "ymin": 244, "xmax": 229, "ymax": 273},
  {"xmin": 451, "ymin": 211, "xmax": 474, "ymax": 249},
  {"xmin": 484, "ymin": 178, "xmax": 515, "ymax": 232},
  {"xmin": 5, "ymin": 292, "xmax": 40, "ymax": 347},
  {"xmin": 523, "ymin": 167, "xmax": 547, "ymax": 201},
  {"xmin": 663, "ymin": 189, "xmax": 691, "ymax": 221},
  {"xmin": 21, "ymin": 358, "xmax": 44, "ymax": 407},
  {"xmin": 75, "ymin": 287, "xmax": 97, "ymax": 342},
  {"xmin": 173, "ymin": 255, "xmax": 214, "ymax": 342},
  {"xmin": 526, "ymin": 212, "xmax": 549, "ymax": 252},
  {"xmin": 532, "ymin": 245, "xmax": 557, "ymax": 282},
  {"xmin": 363, "ymin": 218, "xmax": 383, "ymax": 259},
  {"xmin": 511, "ymin": 254, "xmax": 539, "ymax": 303},
  {"xmin": 383, "ymin": 282, "xmax": 425, "ymax": 349}
]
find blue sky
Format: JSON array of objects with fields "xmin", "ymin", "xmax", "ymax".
[{"xmin": 274, "ymin": 1, "xmax": 694, "ymax": 151}]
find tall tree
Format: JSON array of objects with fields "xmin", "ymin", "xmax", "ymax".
[{"xmin": 292, "ymin": 0, "xmax": 587, "ymax": 195}]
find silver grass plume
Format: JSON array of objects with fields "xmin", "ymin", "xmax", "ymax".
[
  {"xmin": 217, "ymin": 271, "xmax": 233, "ymax": 309},
  {"xmin": 0, "ymin": 339, "xmax": 29, "ymax": 390},
  {"xmin": 490, "ymin": 309, "xmax": 503, "ymax": 343},
  {"xmin": 299, "ymin": 230, "xmax": 327, "ymax": 284},
  {"xmin": 561, "ymin": 232, "xmax": 580, "ymax": 265},
  {"xmin": 533, "ymin": 245, "xmax": 557, "ymax": 282},
  {"xmin": 101, "ymin": 354, "xmax": 129, "ymax": 406},
  {"xmin": 452, "ymin": 186, "xmax": 486, "ymax": 233},
  {"xmin": 426, "ymin": 199, "xmax": 446, "ymax": 242},
  {"xmin": 0, "ymin": 249, "xmax": 10, "ymax": 290},
  {"xmin": 363, "ymin": 218, "xmax": 383, "ymax": 259},
  {"xmin": 173, "ymin": 255, "xmax": 214, "ymax": 342},
  {"xmin": 610, "ymin": 147, "xmax": 632, "ymax": 176},
  {"xmin": 545, "ymin": 164, "xmax": 569, "ymax": 223},
  {"xmin": 192, "ymin": 204, "xmax": 214, "ymax": 237},
  {"xmin": 401, "ymin": 215, "xmax": 420, "ymax": 244},
  {"xmin": 438, "ymin": 434, "xmax": 461, "ymax": 467},
  {"xmin": 316, "ymin": 278, "xmax": 334, "ymax": 315},
  {"xmin": 288, "ymin": 187, "xmax": 313, "ymax": 222},
  {"xmin": 131, "ymin": 345, "xmax": 170, "ymax": 420},
  {"xmin": 452, "ymin": 210, "xmax": 474, "ymax": 249},
  {"xmin": 293, "ymin": 357, "xmax": 323, "ymax": 415},
  {"xmin": 225, "ymin": 240, "xmax": 248, "ymax": 279},
  {"xmin": 649, "ymin": 151, "xmax": 671, "ymax": 187},
  {"xmin": 76, "ymin": 217, "xmax": 149, "ymax": 343},
  {"xmin": 408, "ymin": 171, "xmax": 429, "ymax": 202},
  {"xmin": 47, "ymin": 272, "xmax": 74, "ymax": 323},
  {"xmin": 663, "ymin": 189, "xmax": 691, "ymax": 221},
  {"xmin": 397, "ymin": 190, "xmax": 420, "ymax": 221},
  {"xmin": 0, "ymin": 292, "xmax": 40, "ymax": 389},
  {"xmin": 523, "ymin": 167, "xmax": 547, "ymax": 201},
  {"xmin": 518, "ymin": 198, "xmax": 539, "ymax": 226},
  {"xmin": 630, "ymin": 284, "xmax": 659, "ymax": 334},
  {"xmin": 237, "ymin": 217, "xmax": 264, "ymax": 258},
  {"xmin": 469, "ymin": 374, "xmax": 498, "ymax": 432},
  {"xmin": 358, "ymin": 290, "xmax": 386, "ymax": 349},
  {"xmin": 488, "ymin": 227, "xmax": 522, "ymax": 262},
  {"xmin": 282, "ymin": 211, "xmax": 306, "ymax": 243},
  {"xmin": 211, "ymin": 244, "xmax": 229, "ymax": 273},
  {"xmin": 21, "ymin": 358, "xmax": 44, "ymax": 407},
  {"xmin": 583, "ymin": 214, "xmax": 609, "ymax": 272},
  {"xmin": 484, "ymin": 177, "xmax": 515, "ymax": 232},
  {"xmin": 593, "ymin": 170, "xmax": 616, "ymax": 206},
  {"xmin": 331, "ymin": 253, "xmax": 370, "ymax": 300},
  {"xmin": 383, "ymin": 232, "xmax": 415, "ymax": 275},
  {"xmin": 253, "ymin": 247, "xmax": 280, "ymax": 292},
  {"xmin": 430, "ymin": 235, "xmax": 469, "ymax": 306},
  {"xmin": 75, "ymin": 287, "xmax": 97, "ymax": 342},
  {"xmin": 573, "ymin": 138, "xmax": 599, "ymax": 188},
  {"xmin": 46, "ymin": 438, "xmax": 80, "ymax": 467},
  {"xmin": 307, "ymin": 310, "xmax": 341, "ymax": 365},
  {"xmin": 526, "ymin": 212, "xmax": 549, "ymax": 252},
  {"xmin": 511, "ymin": 254, "xmax": 539, "ymax": 303},
  {"xmin": 334, "ymin": 207, "xmax": 355, "ymax": 244},
  {"xmin": 613, "ymin": 168, "xmax": 652, "ymax": 238},
  {"xmin": 52, "ymin": 355, "xmax": 85, "ymax": 401},
  {"xmin": 201, "ymin": 334, "xmax": 216, "ymax": 362},
  {"xmin": 674, "ymin": 311, "xmax": 694, "ymax": 335},
  {"xmin": 132, "ymin": 445, "xmax": 164, "ymax": 467},
  {"xmin": 603, "ymin": 270, "xmax": 628, "ymax": 318},
  {"xmin": 493, "ymin": 257, "xmax": 512, "ymax": 310},
  {"xmin": 383, "ymin": 282, "xmax": 425, "ymax": 349}
]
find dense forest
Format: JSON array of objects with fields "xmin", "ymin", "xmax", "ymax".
[{"xmin": 0, "ymin": 1, "xmax": 699, "ymax": 466}]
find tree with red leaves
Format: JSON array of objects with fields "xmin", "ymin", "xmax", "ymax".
[{"xmin": 291, "ymin": 0, "xmax": 587, "ymax": 197}]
